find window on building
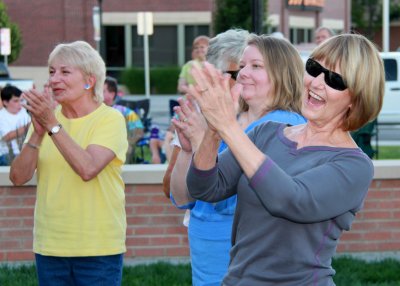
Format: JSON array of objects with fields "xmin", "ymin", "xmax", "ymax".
[
  {"xmin": 290, "ymin": 28, "xmax": 313, "ymax": 44},
  {"xmin": 383, "ymin": 59, "xmax": 398, "ymax": 82},
  {"xmin": 184, "ymin": 25, "xmax": 210, "ymax": 61},
  {"xmin": 104, "ymin": 26, "xmax": 125, "ymax": 67},
  {"xmin": 132, "ymin": 25, "xmax": 178, "ymax": 67}
]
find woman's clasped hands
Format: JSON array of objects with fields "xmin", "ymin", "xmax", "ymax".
[
  {"xmin": 171, "ymin": 96, "xmax": 208, "ymax": 153},
  {"xmin": 22, "ymin": 87, "xmax": 56, "ymax": 136},
  {"xmin": 192, "ymin": 62, "xmax": 241, "ymax": 132}
]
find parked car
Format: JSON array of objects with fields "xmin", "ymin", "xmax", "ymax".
[
  {"xmin": 0, "ymin": 62, "xmax": 33, "ymax": 91},
  {"xmin": 378, "ymin": 52, "xmax": 400, "ymax": 124}
]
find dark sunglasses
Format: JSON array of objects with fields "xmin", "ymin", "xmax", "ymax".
[
  {"xmin": 224, "ymin": 70, "xmax": 239, "ymax": 81},
  {"xmin": 305, "ymin": 58, "xmax": 347, "ymax": 91}
]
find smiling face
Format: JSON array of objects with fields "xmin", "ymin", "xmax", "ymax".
[
  {"xmin": 237, "ymin": 45, "xmax": 272, "ymax": 109},
  {"xmin": 48, "ymin": 59, "xmax": 90, "ymax": 105},
  {"xmin": 302, "ymin": 59, "xmax": 352, "ymax": 129}
]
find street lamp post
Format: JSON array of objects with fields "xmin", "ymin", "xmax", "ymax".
[
  {"xmin": 97, "ymin": 0, "xmax": 103, "ymax": 57},
  {"xmin": 251, "ymin": 0, "xmax": 263, "ymax": 34}
]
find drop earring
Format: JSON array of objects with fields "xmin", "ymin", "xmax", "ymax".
[{"xmin": 84, "ymin": 84, "xmax": 91, "ymax": 90}]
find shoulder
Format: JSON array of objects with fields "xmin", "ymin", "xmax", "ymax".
[
  {"xmin": 249, "ymin": 121, "xmax": 284, "ymax": 140},
  {"xmin": 267, "ymin": 110, "xmax": 307, "ymax": 125},
  {"xmin": 103, "ymin": 104, "xmax": 125, "ymax": 120},
  {"xmin": 17, "ymin": 108, "xmax": 30, "ymax": 119},
  {"xmin": 88, "ymin": 104, "xmax": 126, "ymax": 124},
  {"xmin": 330, "ymin": 148, "xmax": 374, "ymax": 185},
  {"xmin": 112, "ymin": 104, "xmax": 130, "ymax": 115}
]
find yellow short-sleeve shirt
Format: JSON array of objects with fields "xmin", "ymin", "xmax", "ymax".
[{"xmin": 33, "ymin": 104, "xmax": 128, "ymax": 256}]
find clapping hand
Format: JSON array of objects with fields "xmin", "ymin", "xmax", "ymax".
[
  {"xmin": 22, "ymin": 86, "xmax": 56, "ymax": 136},
  {"xmin": 188, "ymin": 62, "xmax": 242, "ymax": 137},
  {"xmin": 171, "ymin": 96, "xmax": 208, "ymax": 153}
]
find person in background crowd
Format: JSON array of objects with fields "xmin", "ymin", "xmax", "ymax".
[
  {"xmin": 0, "ymin": 85, "xmax": 31, "ymax": 166},
  {"xmin": 314, "ymin": 26, "xmax": 335, "ymax": 45},
  {"xmin": 0, "ymin": 87, "xmax": 3, "ymax": 109},
  {"xmin": 104, "ymin": 76, "xmax": 144, "ymax": 164},
  {"xmin": 10, "ymin": 41, "xmax": 128, "ymax": 286},
  {"xmin": 168, "ymin": 32, "xmax": 307, "ymax": 286},
  {"xmin": 177, "ymin": 35, "xmax": 210, "ymax": 95},
  {"xmin": 158, "ymin": 35, "xmax": 209, "ymax": 167},
  {"xmin": 186, "ymin": 33, "xmax": 384, "ymax": 285}
]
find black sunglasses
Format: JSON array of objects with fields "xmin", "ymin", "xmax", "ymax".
[
  {"xmin": 305, "ymin": 58, "xmax": 347, "ymax": 91},
  {"xmin": 224, "ymin": 70, "xmax": 239, "ymax": 81}
]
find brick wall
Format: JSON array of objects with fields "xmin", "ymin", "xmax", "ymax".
[
  {"xmin": 1, "ymin": 168, "xmax": 400, "ymax": 263},
  {"xmin": 337, "ymin": 179, "xmax": 400, "ymax": 253},
  {"xmin": 3, "ymin": 0, "xmax": 214, "ymax": 66}
]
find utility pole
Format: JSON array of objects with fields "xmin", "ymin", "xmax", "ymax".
[
  {"xmin": 251, "ymin": 0, "xmax": 263, "ymax": 34},
  {"xmin": 98, "ymin": 0, "xmax": 103, "ymax": 57},
  {"xmin": 382, "ymin": 0, "xmax": 390, "ymax": 52}
]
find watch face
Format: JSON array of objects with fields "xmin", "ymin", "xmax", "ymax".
[
  {"xmin": 52, "ymin": 126, "xmax": 61, "ymax": 133},
  {"xmin": 49, "ymin": 124, "xmax": 62, "ymax": 136}
]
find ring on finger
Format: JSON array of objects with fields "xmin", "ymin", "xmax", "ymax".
[
  {"xmin": 199, "ymin": 88, "xmax": 208, "ymax": 93},
  {"xmin": 182, "ymin": 118, "xmax": 188, "ymax": 123}
]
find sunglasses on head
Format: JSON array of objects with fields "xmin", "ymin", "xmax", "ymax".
[
  {"xmin": 305, "ymin": 58, "xmax": 347, "ymax": 91},
  {"xmin": 224, "ymin": 70, "xmax": 239, "ymax": 81}
]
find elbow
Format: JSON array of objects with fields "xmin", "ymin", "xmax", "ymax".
[
  {"xmin": 9, "ymin": 172, "xmax": 28, "ymax": 186},
  {"xmin": 77, "ymin": 166, "xmax": 99, "ymax": 182},
  {"xmin": 80, "ymin": 171, "xmax": 97, "ymax": 182}
]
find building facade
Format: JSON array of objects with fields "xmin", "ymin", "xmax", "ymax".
[{"xmin": 4, "ymin": 0, "xmax": 396, "ymax": 87}]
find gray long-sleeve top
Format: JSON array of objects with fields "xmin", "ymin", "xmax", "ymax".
[{"xmin": 187, "ymin": 122, "xmax": 374, "ymax": 286}]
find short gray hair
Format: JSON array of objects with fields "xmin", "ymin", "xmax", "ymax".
[
  {"xmin": 206, "ymin": 29, "xmax": 250, "ymax": 71},
  {"xmin": 48, "ymin": 41, "xmax": 106, "ymax": 103},
  {"xmin": 315, "ymin": 26, "xmax": 336, "ymax": 37}
]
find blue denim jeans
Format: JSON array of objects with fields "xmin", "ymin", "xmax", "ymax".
[{"xmin": 35, "ymin": 253, "xmax": 124, "ymax": 286}]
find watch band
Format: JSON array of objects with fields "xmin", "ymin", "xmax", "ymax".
[{"xmin": 48, "ymin": 124, "xmax": 62, "ymax": 136}]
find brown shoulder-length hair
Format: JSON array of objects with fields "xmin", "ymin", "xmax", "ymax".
[
  {"xmin": 310, "ymin": 33, "xmax": 385, "ymax": 131},
  {"xmin": 239, "ymin": 34, "xmax": 304, "ymax": 114}
]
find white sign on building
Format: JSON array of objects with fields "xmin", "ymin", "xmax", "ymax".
[{"xmin": 0, "ymin": 28, "xmax": 11, "ymax": 56}]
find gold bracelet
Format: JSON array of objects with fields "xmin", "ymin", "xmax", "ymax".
[{"xmin": 26, "ymin": 142, "xmax": 40, "ymax": 149}]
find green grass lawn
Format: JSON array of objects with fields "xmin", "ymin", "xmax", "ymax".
[
  {"xmin": 376, "ymin": 145, "xmax": 400, "ymax": 160},
  {"xmin": 1, "ymin": 257, "xmax": 400, "ymax": 286}
]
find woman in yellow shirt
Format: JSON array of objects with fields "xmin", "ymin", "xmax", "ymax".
[{"xmin": 10, "ymin": 41, "xmax": 128, "ymax": 286}]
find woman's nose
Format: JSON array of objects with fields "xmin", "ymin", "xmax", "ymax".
[
  {"xmin": 310, "ymin": 73, "xmax": 326, "ymax": 89},
  {"xmin": 237, "ymin": 66, "xmax": 248, "ymax": 80}
]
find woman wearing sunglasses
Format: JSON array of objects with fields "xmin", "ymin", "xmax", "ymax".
[
  {"xmin": 168, "ymin": 34, "xmax": 306, "ymax": 286},
  {"xmin": 185, "ymin": 33, "xmax": 384, "ymax": 285}
]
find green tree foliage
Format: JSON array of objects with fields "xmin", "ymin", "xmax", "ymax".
[
  {"xmin": 352, "ymin": 0, "xmax": 400, "ymax": 40},
  {"xmin": 0, "ymin": 1, "xmax": 22, "ymax": 63},
  {"xmin": 213, "ymin": 0, "xmax": 268, "ymax": 34}
]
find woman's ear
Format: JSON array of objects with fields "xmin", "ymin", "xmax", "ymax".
[{"xmin": 85, "ymin": 75, "xmax": 96, "ymax": 90}]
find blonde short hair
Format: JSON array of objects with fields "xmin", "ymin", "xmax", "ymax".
[
  {"xmin": 240, "ymin": 35, "xmax": 304, "ymax": 114},
  {"xmin": 48, "ymin": 41, "xmax": 106, "ymax": 103},
  {"xmin": 310, "ymin": 33, "xmax": 385, "ymax": 131}
]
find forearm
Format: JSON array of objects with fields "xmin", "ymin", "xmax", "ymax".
[
  {"xmin": 50, "ymin": 129, "xmax": 112, "ymax": 181},
  {"xmin": 2, "ymin": 125, "xmax": 29, "ymax": 142},
  {"xmin": 219, "ymin": 121, "xmax": 266, "ymax": 178},
  {"xmin": 177, "ymin": 78, "xmax": 189, "ymax": 94},
  {"xmin": 193, "ymin": 129, "xmax": 220, "ymax": 170},
  {"xmin": 128, "ymin": 129, "xmax": 144, "ymax": 145},
  {"xmin": 170, "ymin": 149, "xmax": 195, "ymax": 205},
  {"xmin": 162, "ymin": 146, "xmax": 180, "ymax": 198},
  {"xmin": 9, "ymin": 132, "xmax": 43, "ymax": 185}
]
